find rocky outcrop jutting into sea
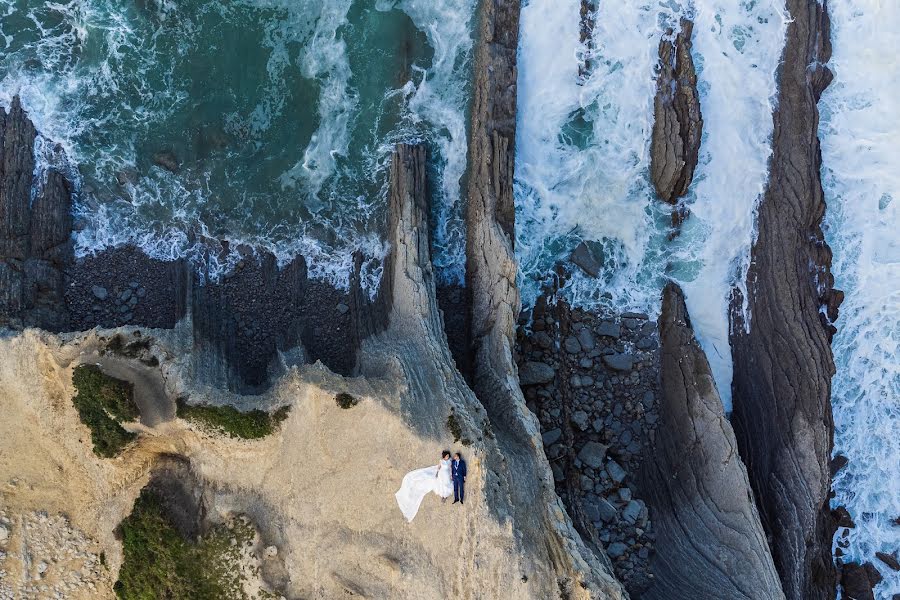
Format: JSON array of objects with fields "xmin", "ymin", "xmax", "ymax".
[
  {"xmin": 729, "ymin": 1, "xmax": 839, "ymax": 598},
  {"xmin": 0, "ymin": 97, "xmax": 73, "ymax": 332},
  {"xmin": 465, "ymin": 1, "xmax": 625, "ymax": 597},
  {"xmin": 649, "ymin": 19, "xmax": 702, "ymax": 205},
  {"xmin": 641, "ymin": 283, "xmax": 784, "ymax": 600}
]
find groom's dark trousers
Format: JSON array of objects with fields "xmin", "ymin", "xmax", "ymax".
[{"xmin": 452, "ymin": 459, "xmax": 467, "ymax": 503}]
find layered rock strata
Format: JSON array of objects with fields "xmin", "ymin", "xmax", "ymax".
[
  {"xmin": 0, "ymin": 97, "xmax": 73, "ymax": 332},
  {"xmin": 466, "ymin": 1, "xmax": 625, "ymax": 595},
  {"xmin": 640, "ymin": 283, "xmax": 784, "ymax": 600},
  {"xmin": 729, "ymin": 1, "xmax": 839, "ymax": 598},
  {"xmin": 649, "ymin": 19, "xmax": 702, "ymax": 206}
]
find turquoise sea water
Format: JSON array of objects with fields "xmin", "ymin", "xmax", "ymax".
[{"xmin": 0, "ymin": 0, "xmax": 474, "ymax": 288}]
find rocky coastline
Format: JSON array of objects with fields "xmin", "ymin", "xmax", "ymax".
[
  {"xmin": 0, "ymin": 0, "xmax": 867, "ymax": 598},
  {"xmin": 729, "ymin": 1, "xmax": 842, "ymax": 598}
]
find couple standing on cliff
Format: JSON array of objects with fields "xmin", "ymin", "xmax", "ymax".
[{"xmin": 395, "ymin": 451, "xmax": 467, "ymax": 522}]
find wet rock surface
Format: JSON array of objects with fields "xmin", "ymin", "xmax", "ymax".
[
  {"xmin": 517, "ymin": 298, "xmax": 662, "ymax": 594},
  {"xmin": 650, "ymin": 19, "xmax": 702, "ymax": 205},
  {"xmin": 728, "ymin": 2, "xmax": 840, "ymax": 598},
  {"xmin": 0, "ymin": 97, "xmax": 73, "ymax": 332}
]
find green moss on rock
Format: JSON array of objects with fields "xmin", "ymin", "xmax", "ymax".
[
  {"xmin": 71, "ymin": 364, "xmax": 138, "ymax": 458},
  {"xmin": 176, "ymin": 399, "xmax": 289, "ymax": 439}
]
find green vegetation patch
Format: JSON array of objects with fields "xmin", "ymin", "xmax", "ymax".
[
  {"xmin": 335, "ymin": 392, "xmax": 358, "ymax": 409},
  {"xmin": 446, "ymin": 410, "xmax": 472, "ymax": 446},
  {"xmin": 177, "ymin": 399, "xmax": 289, "ymax": 439},
  {"xmin": 115, "ymin": 488, "xmax": 256, "ymax": 600},
  {"xmin": 72, "ymin": 364, "xmax": 139, "ymax": 458}
]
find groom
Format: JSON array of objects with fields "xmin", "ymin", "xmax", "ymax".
[{"xmin": 451, "ymin": 452, "xmax": 467, "ymax": 504}]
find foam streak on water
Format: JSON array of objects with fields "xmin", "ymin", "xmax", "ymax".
[
  {"xmin": 515, "ymin": 0, "xmax": 676, "ymax": 313},
  {"xmin": 672, "ymin": 0, "xmax": 788, "ymax": 410},
  {"xmin": 821, "ymin": 2, "xmax": 900, "ymax": 596},
  {"xmin": 0, "ymin": 0, "xmax": 475, "ymax": 292}
]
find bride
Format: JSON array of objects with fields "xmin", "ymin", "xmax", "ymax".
[{"xmin": 395, "ymin": 451, "xmax": 454, "ymax": 522}]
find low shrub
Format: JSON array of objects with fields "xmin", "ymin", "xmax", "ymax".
[
  {"xmin": 115, "ymin": 489, "xmax": 254, "ymax": 599},
  {"xmin": 335, "ymin": 392, "xmax": 358, "ymax": 409},
  {"xmin": 71, "ymin": 364, "xmax": 138, "ymax": 458},
  {"xmin": 176, "ymin": 399, "xmax": 290, "ymax": 439}
]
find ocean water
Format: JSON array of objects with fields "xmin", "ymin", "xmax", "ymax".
[
  {"xmin": 821, "ymin": 1, "xmax": 900, "ymax": 597},
  {"xmin": 515, "ymin": 0, "xmax": 787, "ymax": 409},
  {"xmin": 0, "ymin": 0, "xmax": 475, "ymax": 290}
]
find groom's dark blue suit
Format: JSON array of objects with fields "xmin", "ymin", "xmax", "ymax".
[{"xmin": 452, "ymin": 458, "xmax": 467, "ymax": 503}]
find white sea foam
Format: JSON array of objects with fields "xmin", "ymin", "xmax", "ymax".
[
  {"xmin": 395, "ymin": 0, "xmax": 475, "ymax": 284},
  {"xmin": 821, "ymin": 2, "xmax": 900, "ymax": 597},
  {"xmin": 515, "ymin": 0, "xmax": 676, "ymax": 312},
  {"xmin": 0, "ymin": 0, "xmax": 473, "ymax": 293},
  {"xmin": 671, "ymin": 0, "xmax": 788, "ymax": 410}
]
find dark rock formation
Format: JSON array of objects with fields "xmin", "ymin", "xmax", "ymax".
[
  {"xmin": 839, "ymin": 562, "xmax": 882, "ymax": 600},
  {"xmin": 639, "ymin": 283, "xmax": 784, "ymax": 599},
  {"xmin": 0, "ymin": 97, "xmax": 73, "ymax": 331},
  {"xmin": 466, "ymin": 1, "xmax": 624, "ymax": 596},
  {"xmin": 729, "ymin": 2, "xmax": 839, "ymax": 599},
  {"xmin": 649, "ymin": 20, "xmax": 702, "ymax": 205},
  {"xmin": 66, "ymin": 246, "xmax": 187, "ymax": 329}
]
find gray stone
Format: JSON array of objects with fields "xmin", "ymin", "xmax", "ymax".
[
  {"xmin": 576, "ymin": 328, "xmax": 596, "ymax": 351},
  {"xmin": 581, "ymin": 476, "xmax": 594, "ymax": 491},
  {"xmin": 541, "ymin": 428, "xmax": 562, "ymax": 446},
  {"xmin": 152, "ymin": 150, "xmax": 180, "ymax": 172},
  {"xmin": 91, "ymin": 285, "xmax": 108, "ymax": 300},
  {"xmin": 607, "ymin": 460, "xmax": 627, "ymax": 483},
  {"xmin": 564, "ymin": 336, "xmax": 581, "ymax": 354},
  {"xmin": 572, "ymin": 410, "xmax": 590, "ymax": 431},
  {"xmin": 623, "ymin": 500, "xmax": 644, "ymax": 524},
  {"xmin": 642, "ymin": 391, "xmax": 655, "ymax": 409},
  {"xmin": 577, "ymin": 441, "xmax": 609, "ymax": 469},
  {"xmin": 534, "ymin": 331, "xmax": 553, "ymax": 349},
  {"xmin": 596, "ymin": 321, "xmax": 620, "ymax": 339},
  {"xmin": 551, "ymin": 463, "xmax": 565, "ymax": 482},
  {"xmin": 519, "ymin": 361, "xmax": 555, "ymax": 385},
  {"xmin": 619, "ymin": 488, "xmax": 633, "ymax": 502},
  {"xmin": 584, "ymin": 503, "xmax": 601, "ymax": 523},
  {"xmin": 621, "ymin": 311, "xmax": 649, "ymax": 320},
  {"xmin": 597, "ymin": 498, "xmax": 618, "ymax": 522},
  {"xmin": 579, "ymin": 357, "xmax": 593, "ymax": 369},
  {"xmin": 623, "ymin": 318, "xmax": 640, "ymax": 330},
  {"xmin": 603, "ymin": 353, "xmax": 634, "ymax": 371},
  {"xmin": 607, "ymin": 542, "xmax": 628, "ymax": 559},
  {"xmin": 336, "ymin": 303, "xmax": 350, "ymax": 314},
  {"xmin": 570, "ymin": 241, "xmax": 602, "ymax": 277},
  {"xmin": 636, "ymin": 336, "xmax": 656, "ymax": 350}
]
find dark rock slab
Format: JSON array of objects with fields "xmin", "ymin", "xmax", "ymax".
[
  {"xmin": 0, "ymin": 97, "xmax": 73, "ymax": 331},
  {"xmin": 839, "ymin": 562, "xmax": 882, "ymax": 600},
  {"xmin": 728, "ymin": 2, "xmax": 839, "ymax": 598},
  {"xmin": 640, "ymin": 283, "xmax": 784, "ymax": 600},
  {"xmin": 650, "ymin": 19, "xmax": 702, "ymax": 204},
  {"xmin": 519, "ymin": 360, "xmax": 555, "ymax": 385}
]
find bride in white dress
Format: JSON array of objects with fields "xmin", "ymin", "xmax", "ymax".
[{"xmin": 395, "ymin": 451, "xmax": 454, "ymax": 522}]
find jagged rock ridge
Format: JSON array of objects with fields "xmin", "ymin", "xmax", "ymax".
[
  {"xmin": 640, "ymin": 283, "xmax": 784, "ymax": 600},
  {"xmin": 0, "ymin": 97, "xmax": 73, "ymax": 332},
  {"xmin": 649, "ymin": 19, "xmax": 702, "ymax": 205},
  {"xmin": 729, "ymin": 1, "xmax": 840, "ymax": 598}
]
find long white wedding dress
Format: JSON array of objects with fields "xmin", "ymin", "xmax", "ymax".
[{"xmin": 395, "ymin": 458, "xmax": 454, "ymax": 522}]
